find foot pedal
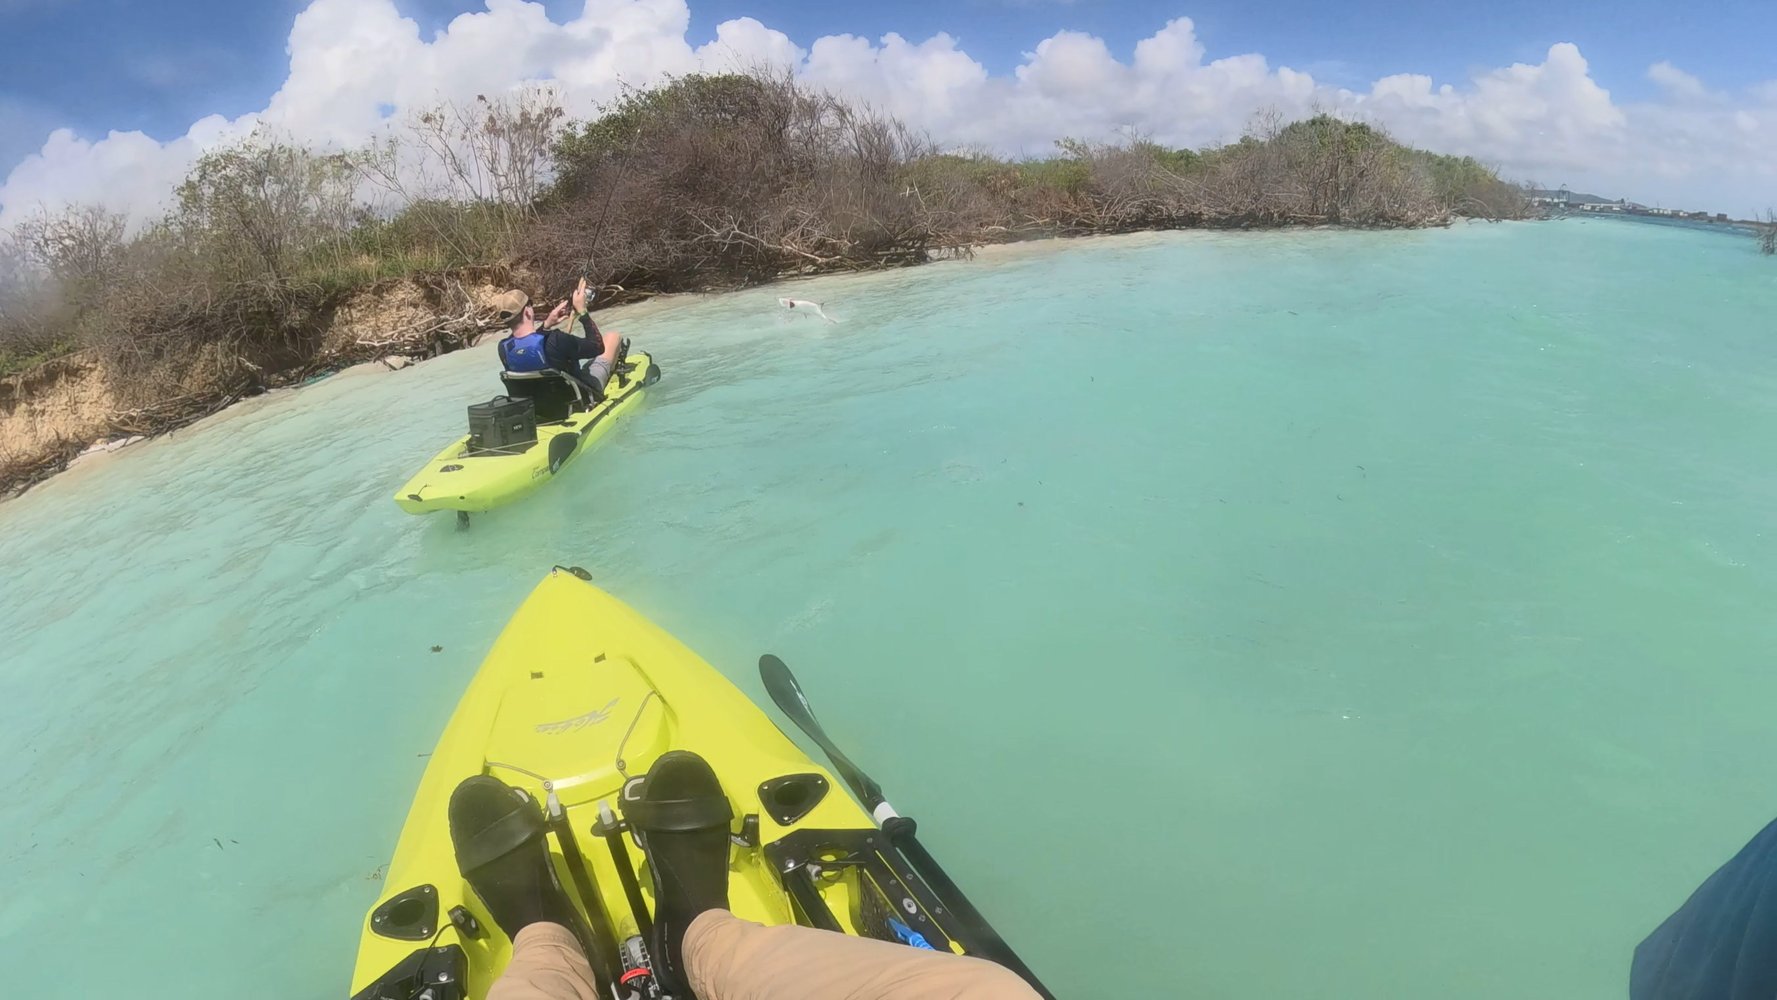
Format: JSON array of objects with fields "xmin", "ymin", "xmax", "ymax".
[
  {"xmin": 618, "ymin": 936, "xmax": 663, "ymax": 999},
  {"xmin": 614, "ymin": 338, "xmax": 635, "ymax": 387}
]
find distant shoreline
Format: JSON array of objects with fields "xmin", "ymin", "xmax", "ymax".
[
  {"xmin": 3, "ymin": 74, "xmax": 1531, "ymax": 498},
  {"xmin": 2, "ymin": 222, "xmax": 1531, "ymax": 504},
  {"xmin": 1554, "ymin": 210, "xmax": 1763, "ymax": 238}
]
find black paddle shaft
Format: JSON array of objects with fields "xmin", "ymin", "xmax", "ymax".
[
  {"xmin": 883, "ymin": 819, "xmax": 1053, "ymax": 998},
  {"xmin": 758, "ymin": 654, "xmax": 885, "ymax": 810},
  {"xmin": 757, "ymin": 654, "xmax": 1055, "ymax": 999}
]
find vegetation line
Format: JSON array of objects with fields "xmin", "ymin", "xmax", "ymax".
[{"xmin": 0, "ymin": 72, "xmax": 1529, "ymax": 496}]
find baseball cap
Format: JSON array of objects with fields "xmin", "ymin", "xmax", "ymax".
[{"xmin": 493, "ymin": 290, "xmax": 530, "ymax": 324}]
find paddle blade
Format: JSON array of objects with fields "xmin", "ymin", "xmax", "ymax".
[
  {"xmin": 759, "ymin": 654, "xmax": 819, "ymax": 733},
  {"xmin": 758, "ymin": 653, "xmax": 884, "ymax": 811}
]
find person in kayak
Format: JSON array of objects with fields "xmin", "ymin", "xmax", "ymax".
[
  {"xmin": 450, "ymin": 751, "xmax": 1041, "ymax": 1000},
  {"xmin": 493, "ymin": 278, "xmax": 621, "ymax": 396}
]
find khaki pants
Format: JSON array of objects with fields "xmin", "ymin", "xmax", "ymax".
[{"xmin": 489, "ymin": 913, "xmax": 1043, "ymax": 1000}]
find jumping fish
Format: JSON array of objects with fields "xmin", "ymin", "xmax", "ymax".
[{"xmin": 778, "ymin": 297, "xmax": 838, "ymax": 324}]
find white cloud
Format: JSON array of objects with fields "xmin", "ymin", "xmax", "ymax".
[
  {"xmin": 3, "ymin": 0, "xmax": 1775, "ymax": 226},
  {"xmin": 0, "ymin": 117, "xmax": 259, "ymax": 232},
  {"xmin": 1360, "ymin": 43, "xmax": 1626, "ymax": 175},
  {"xmin": 802, "ymin": 31, "xmax": 990, "ymax": 139},
  {"xmin": 694, "ymin": 16, "xmax": 804, "ymax": 73},
  {"xmin": 1648, "ymin": 61, "xmax": 1708, "ymax": 102}
]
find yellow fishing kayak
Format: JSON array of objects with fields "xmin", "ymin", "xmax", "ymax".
[
  {"xmin": 393, "ymin": 351, "xmax": 659, "ymax": 516},
  {"xmin": 348, "ymin": 567, "xmax": 1051, "ymax": 1000}
]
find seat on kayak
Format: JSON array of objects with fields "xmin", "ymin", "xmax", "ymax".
[{"xmin": 500, "ymin": 370, "xmax": 594, "ymax": 422}]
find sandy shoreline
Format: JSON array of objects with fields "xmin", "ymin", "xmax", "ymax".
[
  {"xmin": 1, "ymin": 293, "xmax": 700, "ymax": 504},
  {"xmin": 3, "ymin": 224, "xmax": 1499, "ymax": 502}
]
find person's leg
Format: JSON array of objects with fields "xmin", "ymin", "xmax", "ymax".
[
  {"xmin": 449, "ymin": 778, "xmax": 603, "ymax": 1000},
  {"xmin": 627, "ymin": 751, "xmax": 1039, "ymax": 1000},
  {"xmin": 488, "ymin": 923, "xmax": 602, "ymax": 1000},
  {"xmin": 684, "ymin": 910, "xmax": 1041, "ymax": 1000},
  {"xmin": 578, "ymin": 357, "xmax": 613, "ymax": 394},
  {"xmin": 569, "ymin": 317, "xmax": 621, "ymax": 393},
  {"xmin": 629, "ymin": 752, "xmax": 734, "ymax": 992}
]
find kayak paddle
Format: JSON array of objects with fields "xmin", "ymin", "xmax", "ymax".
[
  {"xmin": 756, "ymin": 653, "xmax": 1054, "ymax": 998},
  {"xmin": 758, "ymin": 653, "xmax": 891, "ymax": 821}
]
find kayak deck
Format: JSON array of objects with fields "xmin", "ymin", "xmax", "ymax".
[
  {"xmin": 393, "ymin": 351, "xmax": 656, "ymax": 515},
  {"xmin": 350, "ymin": 570, "xmax": 948, "ymax": 1000}
]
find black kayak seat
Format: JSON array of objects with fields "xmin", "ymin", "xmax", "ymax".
[{"xmin": 500, "ymin": 370, "xmax": 595, "ymax": 422}]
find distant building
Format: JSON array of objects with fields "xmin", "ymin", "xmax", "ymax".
[{"xmin": 1543, "ymin": 195, "xmax": 1727, "ymax": 222}]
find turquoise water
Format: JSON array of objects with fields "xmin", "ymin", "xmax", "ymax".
[{"xmin": 3, "ymin": 221, "xmax": 1775, "ymax": 998}]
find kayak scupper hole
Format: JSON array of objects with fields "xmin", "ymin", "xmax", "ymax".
[
  {"xmin": 385, "ymin": 897, "xmax": 427, "ymax": 930},
  {"xmin": 759, "ymin": 774, "xmax": 829, "ymax": 825},
  {"xmin": 772, "ymin": 784, "xmax": 811, "ymax": 813}
]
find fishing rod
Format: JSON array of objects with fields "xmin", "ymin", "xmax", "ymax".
[{"xmin": 577, "ymin": 127, "xmax": 642, "ymax": 306}]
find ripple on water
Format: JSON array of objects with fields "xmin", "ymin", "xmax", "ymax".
[{"xmin": 5, "ymin": 224, "xmax": 1777, "ymax": 998}]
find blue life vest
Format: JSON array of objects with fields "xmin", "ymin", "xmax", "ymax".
[{"xmin": 500, "ymin": 331, "xmax": 548, "ymax": 372}]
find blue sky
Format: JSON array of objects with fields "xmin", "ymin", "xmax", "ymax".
[
  {"xmin": 2, "ymin": 0, "xmax": 1775, "ymax": 216},
  {"xmin": 5, "ymin": 0, "xmax": 1772, "ymax": 159}
]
